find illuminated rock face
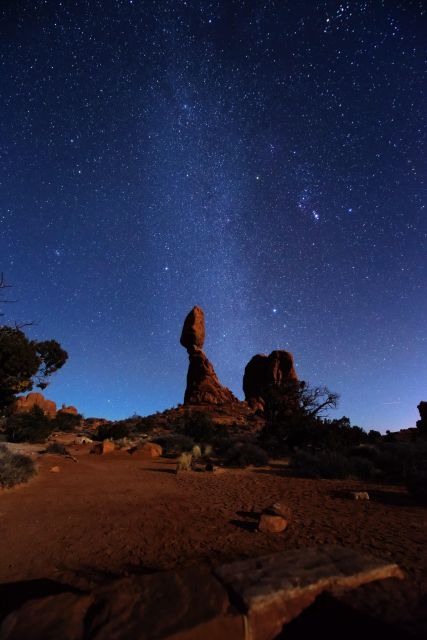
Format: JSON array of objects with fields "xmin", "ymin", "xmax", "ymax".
[
  {"xmin": 14, "ymin": 392, "xmax": 57, "ymax": 418},
  {"xmin": 243, "ymin": 350, "xmax": 298, "ymax": 411},
  {"xmin": 181, "ymin": 306, "xmax": 237, "ymax": 406}
]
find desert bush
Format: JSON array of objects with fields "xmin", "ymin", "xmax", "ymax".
[
  {"xmin": 52, "ymin": 412, "xmax": 82, "ymax": 432},
  {"xmin": 96, "ymin": 422, "xmax": 131, "ymax": 441},
  {"xmin": 182, "ymin": 412, "xmax": 216, "ymax": 443},
  {"xmin": 406, "ymin": 469, "xmax": 427, "ymax": 505},
  {"xmin": 223, "ymin": 442, "xmax": 269, "ymax": 468},
  {"xmin": 44, "ymin": 442, "xmax": 69, "ymax": 456},
  {"xmin": 0, "ymin": 444, "xmax": 36, "ymax": 488},
  {"xmin": 203, "ymin": 444, "xmax": 213, "ymax": 457},
  {"xmin": 154, "ymin": 434, "xmax": 194, "ymax": 456},
  {"xmin": 293, "ymin": 449, "xmax": 377, "ymax": 480},
  {"xmin": 192, "ymin": 444, "xmax": 202, "ymax": 459},
  {"xmin": 5, "ymin": 407, "xmax": 54, "ymax": 443},
  {"xmin": 176, "ymin": 451, "xmax": 193, "ymax": 472},
  {"xmin": 133, "ymin": 415, "xmax": 158, "ymax": 433}
]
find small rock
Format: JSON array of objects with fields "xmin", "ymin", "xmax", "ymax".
[
  {"xmin": 139, "ymin": 442, "xmax": 162, "ymax": 458},
  {"xmin": 50, "ymin": 466, "xmax": 60, "ymax": 473},
  {"xmin": 258, "ymin": 513, "xmax": 288, "ymax": 533},
  {"xmin": 91, "ymin": 441, "xmax": 115, "ymax": 455},
  {"xmin": 264, "ymin": 502, "xmax": 292, "ymax": 520},
  {"xmin": 351, "ymin": 491, "xmax": 369, "ymax": 501}
]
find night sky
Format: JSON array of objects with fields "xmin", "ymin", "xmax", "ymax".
[{"xmin": 1, "ymin": 1, "xmax": 425, "ymax": 430}]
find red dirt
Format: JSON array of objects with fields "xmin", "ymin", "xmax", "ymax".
[{"xmin": 1, "ymin": 447, "xmax": 426, "ymax": 630}]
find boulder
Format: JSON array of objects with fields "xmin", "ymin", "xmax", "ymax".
[
  {"xmin": 139, "ymin": 442, "xmax": 162, "ymax": 458},
  {"xmin": 264, "ymin": 502, "xmax": 292, "ymax": 520},
  {"xmin": 243, "ymin": 350, "xmax": 298, "ymax": 410},
  {"xmin": 351, "ymin": 491, "xmax": 370, "ymax": 501},
  {"xmin": 50, "ymin": 466, "xmax": 60, "ymax": 473},
  {"xmin": 214, "ymin": 546, "xmax": 405, "ymax": 640},
  {"xmin": 181, "ymin": 307, "xmax": 238, "ymax": 406},
  {"xmin": 258, "ymin": 514, "xmax": 288, "ymax": 533},
  {"xmin": 91, "ymin": 441, "xmax": 115, "ymax": 455},
  {"xmin": 13, "ymin": 392, "xmax": 57, "ymax": 418},
  {"xmin": 180, "ymin": 305, "xmax": 205, "ymax": 352}
]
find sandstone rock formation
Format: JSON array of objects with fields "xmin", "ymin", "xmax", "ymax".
[
  {"xmin": 58, "ymin": 404, "xmax": 78, "ymax": 415},
  {"xmin": 243, "ymin": 350, "xmax": 298, "ymax": 411},
  {"xmin": 181, "ymin": 306, "xmax": 237, "ymax": 405},
  {"xmin": 14, "ymin": 392, "xmax": 57, "ymax": 418},
  {"xmin": 417, "ymin": 401, "xmax": 427, "ymax": 431},
  {"xmin": 0, "ymin": 548, "xmax": 404, "ymax": 640}
]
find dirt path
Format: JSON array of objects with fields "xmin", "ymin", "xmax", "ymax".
[{"xmin": 1, "ymin": 448, "xmax": 426, "ymax": 629}]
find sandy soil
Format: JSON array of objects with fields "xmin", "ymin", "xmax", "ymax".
[{"xmin": 1, "ymin": 446, "xmax": 426, "ymax": 631}]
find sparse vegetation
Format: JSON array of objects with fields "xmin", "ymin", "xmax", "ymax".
[
  {"xmin": 0, "ymin": 444, "xmax": 36, "ymax": 488},
  {"xmin": 223, "ymin": 442, "xmax": 269, "ymax": 468},
  {"xmin": 44, "ymin": 442, "xmax": 70, "ymax": 456},
  {"xmin": 293, "ymin": 449, "xmax": 377, "ymax": 480},
  {"xmin": 181, "ymin": 411, "xmax": 216, "ymax": 443},
  {"xmin": 5, "ymin": 407, "xmax": 54, "ymax": 443},
  {"xmin": 154, "ymin": 433, "xmax": 194, "ymax": 456},
  {"xmin": 176, "ymin": 451, "xmax": 193, "ymax": 472},
  {"xmin": 96, "ymin": 422, "xmax": 131, "ymax": 441},
  {"xmin": 53, "ymin": 412, "xmax": 82, "ymax": 432}
]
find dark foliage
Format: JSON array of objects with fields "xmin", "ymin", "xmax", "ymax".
[
  {"xmin": 181, "ymin": 411, "xmax": 216, "ymax": 443},
  {"xmin": 0, "ymin": 444, "xmax": 36, "ymax": 488},
  {"xmin": 153, "ymin": 434, "xmax": 194, "ymax": 456},
  {"xmin": 223, "ymin": 442, "xmax": 269, "ymax": 468},
  {"xmin": 53, "ymin": 412, "xmax": 82, "ymax": 432},
  {"xmin": 406, "ymin": 469, "xmax": 427, "ymax": 505},
  {"xmin": 96, "ymin": 422, "xmax": 131, "ymax": 441},
  {"xmin": 0, "ymin": 327, "xmax": 67, "ymax": 412},
  {"xmin": 44, "ymin": 442, "xmax": 69, "ymax": 456},
  {"xmin": 293, "ymin": 450, "xmax": 377, "ymax": 480},
  {"xmin": 5, "ymin": 407, "xmax": 54, "ymax": 443}
]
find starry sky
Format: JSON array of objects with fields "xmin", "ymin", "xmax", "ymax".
[{"xmin": 0, "ymin": 1, "xmax": 426, "ymax": 430}]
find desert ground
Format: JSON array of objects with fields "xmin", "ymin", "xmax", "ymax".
[{"xmin": 1, "ymin": 444, "xmax": 426, "ymax": 635}]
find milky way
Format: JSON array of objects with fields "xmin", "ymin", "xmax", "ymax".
[{"xmin": 0, "ymin": 1, "xmax": 425, "ymax": 429}]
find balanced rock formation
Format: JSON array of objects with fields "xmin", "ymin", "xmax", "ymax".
[
  {"xmin": 417, "ymin": 401, "xmax": 427, "ymax": 432},
  {"xmin": 14, "ymin": 392, "xmax": 57, "ymax": 418},
  {"xmin": 181, "ymin": 306, "xmax": 237, "ymax": 405},
  {"xmin": 243, "ymin": 350, "xmax": 298, "ymax": 411}
]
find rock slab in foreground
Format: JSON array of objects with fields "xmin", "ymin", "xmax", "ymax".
[
  {"xmin": 214, "ymin": 545, "xmax": 404, "ymax": 640},
  {"xmin": 0, "ymin": 547, "xmax": 404, "ymax": 640}
]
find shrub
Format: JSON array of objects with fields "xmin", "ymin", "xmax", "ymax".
[
  {"xmin": 182, "ymin": 412, "xmax": 216, "ymax": 443},
  {"xmin": 192, "ymin": 444, "xmax": 202, "ymax": 459},
  {"xmin": 44, "ymin": 442, "xmax": 69, "ymax": 456},
  {"xmin": 0, "ymin": 444, "xmax": 36, "ymax": 488},
  {"xmin": 52, "ymin": 412, "xmax": 82, "ymax": 432},
  {"xmin": 406, "ymin": 469, "xmax": 427, "ymax": 505},
  {"xmin": 5, "ymin": 407, "xmax": 54, "ymax": 443},
  {"xmin": 223, "ymin": 442, "xmax": 269, "ymax": 468},
  {"xmin": 133, "ymin": 416, "xmax": 158, "ymax": 433},
  {"xmin": 96, "ymin": 422, "xmax": 131, "ymax": 441},
  {"xmin": 154, "ymin": 434, "xmax": 194, "ymax": 456},
  {"xmin": 176, "ymin": 451, "xmax": 193, "ymax": 472},
  {"xmin": 293, "ymin": 449, "xmax": 377, "ymax": 480}
]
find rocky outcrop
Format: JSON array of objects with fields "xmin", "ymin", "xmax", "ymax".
[
  {"xmin": 243, "ymin": 350, "xmax": 298, "ymax": 411},
  {"xmin": 0, "ymin": 548, "xmax": 404, "ymax": 640},
  {"xmin": 417, "ymin": 401, "xmax": 427, "ymax": 431},
  {"xmin": 58, "ymin": 404, "xmax": 78, "ymax": 415},
  {"xmin": 14, "ymin": 392, "xmax": 57, "ymax": 419},
  {"xmin": 181, "ymin": 306, "xmax": 237, "ymax": 405}
]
